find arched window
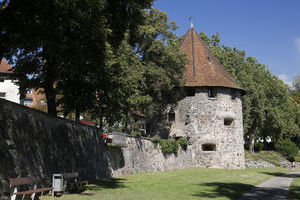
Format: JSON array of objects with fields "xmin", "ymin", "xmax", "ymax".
[{"xmin": 224, "ymin": 117, "xmax": 234, "ymax": 126}]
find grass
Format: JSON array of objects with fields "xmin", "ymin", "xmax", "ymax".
[
  {"xmin": 40, "ymin": 167, "xmax": 291, "ymax": 200},
  {"xmin": 245, "ymin": 150, "xmax": 286, "ymax": 166},
  {"xmin": 289, "ymin": 174, "xmax": 300, "ymax": 200}
]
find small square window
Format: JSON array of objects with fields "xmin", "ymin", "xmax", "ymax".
[
  {"xmin": 186, "ymin": 88, "xmax": 195, "ymax": 96},
  {"xmin": 224, "ymin": 118, "xmax": 234, "ymax": 126},
  {"xmin": 202, "ymin": 143, "xmax": 216, "ymax": 151},
  {"xmin": 231, "ymin": 89, "xmax": 237, "ymax": 100},
  {"xmin": 208, "ymin": 87, "xmax": 216, "ymax": 98},
  {"xmin": 0, "ymin": 92, "xmax": 6, "ymax": 98}
]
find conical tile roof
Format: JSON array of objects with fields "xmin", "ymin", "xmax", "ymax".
[{"xmin": 180, "ymin": 27, "xmax": 244, "ymax": 91}]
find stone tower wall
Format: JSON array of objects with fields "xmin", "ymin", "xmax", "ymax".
[{"xmin": 170, "ymin": 87, "xmax": 245, "ymax": 168}]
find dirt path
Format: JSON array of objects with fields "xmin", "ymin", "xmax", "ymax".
[{"xmin": 240, "ymin": 171, "xmax": 300, "ymax": 200}]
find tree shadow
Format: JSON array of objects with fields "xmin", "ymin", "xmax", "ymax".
[
  {"xmin": 192, "ymin": 182, "xmax": 254, "ymax": 200},
  {"xmin": 87, "ymin": 178, "xmax": 128, "ymax": 191},
  {"xmin": 259, "ymin": 172, "xmax": 300, "ymax": 178},
  {"xmin": 289, "ymin": 184, "xmax": 300, "ymax": 200}
]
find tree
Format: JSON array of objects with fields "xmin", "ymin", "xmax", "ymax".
[
  {"xmin": 90, "ymin": 8, "xmax": 187, "ymax": 130},
  {"xmin": 0, "ymin": 0, "xmax": 153, "ymax": 117}
]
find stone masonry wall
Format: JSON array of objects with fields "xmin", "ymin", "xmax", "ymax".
[
  {"xmin": 170, "ymin": 87, "xmax": 245, "ymax": 169},
  {"xmin": 0, "ymin": 96, "xmax": 244, "ymax": 199}
]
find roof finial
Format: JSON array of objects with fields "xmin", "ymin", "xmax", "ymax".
[{"xmin": 188, "ymin": 16, "xmax": 193, "ymax": 28}]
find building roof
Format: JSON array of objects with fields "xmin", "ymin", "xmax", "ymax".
[
  {"xmin": 180, "ymin": 27, "xmax": 244, "ymax": 91},
  {"xmin": 0, "ymin": 59, "xmax": 14, "ymax": 74}
]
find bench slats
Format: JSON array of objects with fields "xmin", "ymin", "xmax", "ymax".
[
  {"xmin": 10, "ymin": 177, "xmax": 38, "ymax": 186},
  {"xmin": 14, "ymin": 187, "xmax": 52, "ymax": 195}
]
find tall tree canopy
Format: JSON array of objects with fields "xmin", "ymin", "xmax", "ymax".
[
  {"xmin": 1, "ymin": 1, "xmax": 186, "ymax": 130},
  {"xmin": 0, "ymin": 0, "xmax": 153, "ymax": 116},
  {"xmin": 199, "ymin": 32, "xmax": 300, "ymax": 144}
]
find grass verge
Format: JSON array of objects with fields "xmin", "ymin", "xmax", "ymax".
[
  {"xmin": 289, "ymin": 173, "xmax": 300, "ymax": 200},
  {"xmin": 40, "ymin": 167, "xmax": 291, "ymax": 200}
]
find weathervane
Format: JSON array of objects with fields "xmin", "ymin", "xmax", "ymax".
[{"xmin": 188, "ymin": 16, "xmax": 194, "ymax": 28}]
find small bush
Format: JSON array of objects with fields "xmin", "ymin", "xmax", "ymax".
[
  {"xmin": 131, "ymin": 131, "xmax": 141, "ymax": 137},
  {"xmin": 178, "ymin": 137, "xmax": 189, "ymax": 151},
  {"xmin": 158, "ymin": 139, "xmax": 179, "ymax": 155},
  {"xmin": 151, "ymin": 136, "xmax": 160, "ymax": 149},
  {"xmin": 275, "ymin": 139, "xmax": 299, "ymax": 161}
]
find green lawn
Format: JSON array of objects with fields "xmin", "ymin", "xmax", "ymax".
[
  {"xmin": 40, "ymin": 167, "xmax": 293, "ymax": 200},
  {"xmin": 289, "ymin": 174, "xmax": 300, "ymax": 200}
]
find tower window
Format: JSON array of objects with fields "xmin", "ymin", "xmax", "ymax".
[
  {"xmin": 224, "ymin": 117, "xmax": 234, "ymax": 126},
  {"xmin": 231, "ymin": 89, "xmax": 237, "ymax": 100},
  {"xmin": 208, "ymin": 87, "xmax": 216, "ymax": 98},
  {"xmin": 186, "ymin": 88, "xmax": 195, "ymax": 96},
  {"xmin": 0, "ymin": 92, "xmax": 6, "ymax": 98},
  {"xmin": 202, "ymin": 143, "xmax": 216, "ymax": 151},
  {"xmin": 168, "ymin": 112, "xmax": 175, "ymax": 122}
]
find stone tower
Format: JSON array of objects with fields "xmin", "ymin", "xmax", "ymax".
[{"xmin": 169, "ymin": 25, "xmax": 245, "ymax": 169}]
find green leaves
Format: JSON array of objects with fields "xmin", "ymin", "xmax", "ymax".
[{"xmin": 203, "ymin": 32, "xmax": 300, "ymax": 144}]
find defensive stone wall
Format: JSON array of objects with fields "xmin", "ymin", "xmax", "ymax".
[
  {"xmin": 0, "ymin": 99, "xmax": 243, "ymax": 199},
  {"xmin": 0, "ymin": 98, "xmax": 223, "ymax": 199}
]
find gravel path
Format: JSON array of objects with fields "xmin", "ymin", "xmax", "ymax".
[{"xmin": 240, "ymin": 171, "xmax": 300, "ymax": 200}]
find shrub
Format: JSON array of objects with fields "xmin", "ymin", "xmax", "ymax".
[
  {"xmin": 151, "ymin": 136, "xmax": 160, "ymax": 149},
  {"xmin": 131, "ymin": 131, "xmax": 141, "ymax": 137},
  {"xmin": 178, "ymin": 137, "xmax": 189, "ymax": 151},
  {"xmin": 254, "ymin": 142, "xmax": 264, "ymax": 152},
  {"xmin": 158, "ymin": 139, "xmax": 179, "ymax": 155},
  {"xmin": 275, "ymin": 139, "xmax": 299, "ymax": 161}
]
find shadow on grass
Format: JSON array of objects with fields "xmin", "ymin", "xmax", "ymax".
[
  {"xmin": 259, "ymin": 172, "xmax": 300, "ymax": 178},
  {"xmin": 192, "ymin": 182, "xmax": 254, "ymax": 200},
  {"xmin": 289, "ymin": 184, "xmax": 300, "ymax": 200},
  {"xmin": 87, "ymin": 178, "xmax": 128, "ymax": 191},
  {"xmin": 259, "ymin": 172, "xmax": 286, "ymax": 177}
]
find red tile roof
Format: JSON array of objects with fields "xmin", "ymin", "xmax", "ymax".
[
  {"xmin": 180, "ymin": 27, "xmax": 244, "ymax": 91},
  {"xmin": 0, "ymin": 59, "xmax": 14, "ymax": 73}
]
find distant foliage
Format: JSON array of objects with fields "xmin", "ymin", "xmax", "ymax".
[
  {"xmin": 254, "ymin": 142, "xmax": 264, "ymax": 152},
  {"xmin": 275, "ymin": 139, "xmax": 299, "ymax": 161},
  {"xmin": 199, "ymin": 32, "xmax": 300, "ymax": 145},
  {"xmin": 151, "ymin": 137, "xmax": 189, "ymax": 155}
]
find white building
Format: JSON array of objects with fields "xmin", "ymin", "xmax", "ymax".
[{"xmin": 0, "ymin": 59, "xmax": 20, "ymax": 103}]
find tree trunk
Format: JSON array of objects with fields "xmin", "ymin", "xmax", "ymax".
[
  {"xmin": 43, "ymin": 49, "xmax": 57, "ymax": 117},
  {"xmin": 75, "ymin": 110, "xmax": 80, "ymax": 121},
  {"xmin": 45, "ymin": 85, "xmax": 57, "ymax": 117}
]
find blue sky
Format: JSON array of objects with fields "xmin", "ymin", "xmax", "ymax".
[{"xmin": 153, "ymin": 0, "xmax": 300, "ymax": 87}]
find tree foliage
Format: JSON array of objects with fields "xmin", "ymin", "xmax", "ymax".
[
  {"xmin": 0, "ymin": 0, "xmax": 153, "ymax": 117},
  {"xmin": 199, "ymin": 32, "xmax": 300, "ymax": 144},
  {"xmin": 1, "ymin": 1, "xmax": 186, "ymax": 130}
]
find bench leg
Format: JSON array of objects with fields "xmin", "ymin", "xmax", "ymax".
[
  {"xmin": 22, "ymin": 194, "xmax": 26, "ymax": 200},
  {"xmin": 31, "ymin": 192, "xmax": 36, "ymax": 200}
]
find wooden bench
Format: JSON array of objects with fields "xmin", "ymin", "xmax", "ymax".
[
  {"xmin": 10, "ymin": 176, "xmax": 52, "ymax": 200},
  {"xmin": 63, "ymin": 172, "xmax": 88, "ymax": 192}
]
